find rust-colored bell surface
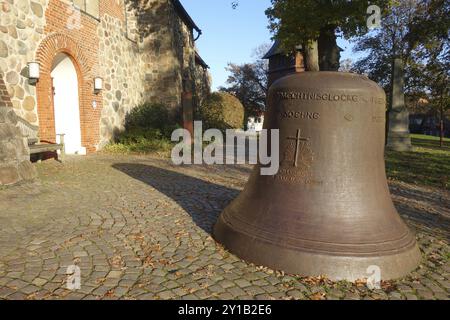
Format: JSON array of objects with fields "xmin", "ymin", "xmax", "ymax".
[{"xmin": 213, "ymin": 71, "xmax": 421, "ymax": 281}]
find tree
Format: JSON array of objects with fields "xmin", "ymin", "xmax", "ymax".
[
  {"xmin": 353, "ymin": 0, "xmax": 449, "ymax": 90},
  {"xmin": 339, "ymin": 58, "xmax": 354, "ymax": 72},
  {"xmin": 352, "ymin": 1, "xmax": 425, "ymax": 91},
  {"xmin": 265, "ymin": 0, "xmax": 391, "ymax": 71},
  {"xmin": 219, "ymin": 45, "xmax": 270, "ymax": 119},
  {"xmin": 422, "ymin": 54, "xmax": 450, "ymax": 146},
  {"xmin": 352, "ymin": 0, "xmax": 449, "ymax": 145},
  {"xmin": 408, "ymin": 0, "xmax": 449, "ymax": 146},
  {"xmin": 352, "ymin": 1, "xmax": 431, "ymax": 146}
]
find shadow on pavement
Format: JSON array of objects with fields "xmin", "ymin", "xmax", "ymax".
[{"xmin": 111, "ymin": 163, "xmax": 241, "ymax": 235}]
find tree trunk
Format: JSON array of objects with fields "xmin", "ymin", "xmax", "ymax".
[
  {"xmin": 304, "ymin": 40, "xmax": 320, "ymax": 72},
  {"xmin": 440, "ymin": 104, "xmax": 444, "ymax": 147},
  {"xmin": 318, "ymin": 26, "xmax": 341, "ymax": 71}
]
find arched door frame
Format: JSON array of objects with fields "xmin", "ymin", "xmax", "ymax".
[{"xmin": 35, "ymin": 33, "xmax": 92, "ymax": 146}]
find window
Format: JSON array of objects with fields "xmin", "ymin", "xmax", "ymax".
[{"xmin": 73, "ymin": 0, "xmax": 99, "ymax": 19}]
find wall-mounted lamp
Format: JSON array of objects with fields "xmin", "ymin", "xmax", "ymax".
[
  {"xmin": 27, "ymin": 62, "xmax": 40, "ymax": 84},
  {"xmin": 94, "ymin": 77, "xmax": 103, "ymax": 94}
]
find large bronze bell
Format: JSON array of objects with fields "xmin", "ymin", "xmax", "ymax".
[{"xmin": 214, "ymin": 72, "xmax": 421, "ymax": 281}]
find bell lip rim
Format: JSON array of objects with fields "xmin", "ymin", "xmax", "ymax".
[
  {"xmin": 217, "ymin": 212, "xmax": 419, "ymax": 258},
  {"xmin": 213, "ymin": 215, "xmax": 422, "ymax": 281}
]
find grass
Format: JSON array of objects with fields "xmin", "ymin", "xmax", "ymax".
[
  {"xmin": 102, "ymin": 128, "xmax": 174, "ymax": 157},
  {"xmin": 385, "ymin": 134, "xmax": 450, "ymax": 190},
  {"xmin": 103, "ymin": 138, "xmax": 213, "ymax": 157},
  {"xmin": 410, "ymin": 134, "xmax": 450, "ymax": 151},
  {"xmin": 103, "ymin": 138, "xmax": 173, "ymax": 156}
]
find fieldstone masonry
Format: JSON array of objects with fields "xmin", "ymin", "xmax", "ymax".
[
  {"xmin": 0, "ymin": 71, "xmax": 36, "ymax": 186},
  {"xmin": 98, "ymin": 13, "xmax": 145, "ymax": 147},
  {"xmin": 0, "ymin": 0, "xmax": 48, "ymax": 125}
]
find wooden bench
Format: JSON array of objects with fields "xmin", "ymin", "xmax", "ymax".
[
  {"xmin": 29, "ymin": 134, "xmax": 66, "ymax": 163},
  {"xmin": 16, "ymin": 116, "xmax": 66, "ymax": 163}
]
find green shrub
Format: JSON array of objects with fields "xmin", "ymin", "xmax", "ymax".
[
  {"xmin": 104, "ymin": 127, "xmax": 173, "ymax": 155},
  {"xmin": 116, "ymin": 127, "xmax": 164, "ymax": 144},
  {"xmin": 200, "ymin": 92, "xmax": 245, "ymax": 131},
  {"xmin": 103, "ymin": 139, "xmax": 173, "ymax": 155},
  {"xmin": 104, "ymin": 103, "xmax": 179, "ymax": 155},
  {"xmin": 124, "ymin": 103, "xmax": 179, "ymax": 139}
]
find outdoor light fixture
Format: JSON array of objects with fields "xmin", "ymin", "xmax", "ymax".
[
  {"xmin": 94, "ymin": 77, "xmax": 103, "ymax": 93},
  {"xmin": 27, "ymin": 62, "xmax": 40, "ymax": 81}
]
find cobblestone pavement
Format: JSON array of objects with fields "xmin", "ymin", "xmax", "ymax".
[{"xmin": 0, "ymin": 154, "xmax": 448, "ymax": 300}]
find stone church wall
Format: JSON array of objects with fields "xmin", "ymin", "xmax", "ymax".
[
  {"xmin": 136, "ymin": 0, "xmax": 182, "ymax": 114},
  {"xmin": 97, "ymin": 5, "xmax": 145, "ymax": 148},
  {"xmin": 0, "ymin": 70, "xmax": 36, "ymax": 186},
  {"xmin": 194, "ymin": 63, "xmax": 211, "ymax": 112},
  {"xmin": 0, "ymin": 0, "xmax": 210, "ymax": 152},
  {"xmin": 0, "ymin": 0, "xmax": 49, "ymax": 125}
]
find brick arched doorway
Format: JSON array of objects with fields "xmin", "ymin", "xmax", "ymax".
[{"xmin": 35, "ymin": 33, "xmax": 99, "ymax": 152}]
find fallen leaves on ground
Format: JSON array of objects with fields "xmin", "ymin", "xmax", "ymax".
[{"xmin": 309, "ymin": 292, "xmax": 327, "ymax": 300}]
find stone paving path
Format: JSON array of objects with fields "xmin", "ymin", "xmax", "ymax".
[{"xmin": 0, "ymin": 154, "xmax": 448, "ymax": 300}]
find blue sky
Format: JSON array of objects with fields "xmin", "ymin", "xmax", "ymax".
[{"xmin": 182, "ymin": 0, "xmax": 359, "ymax": 90}]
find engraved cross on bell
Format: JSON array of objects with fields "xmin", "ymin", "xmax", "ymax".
[{"xmin": 286, "ymin": 129, "xmax": 309, "ymax": 167}]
